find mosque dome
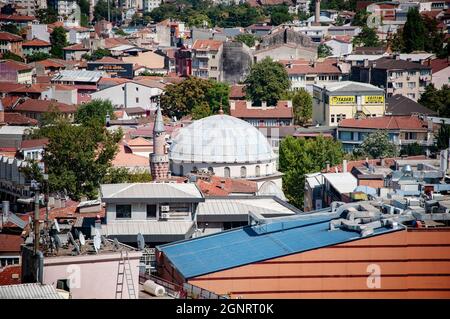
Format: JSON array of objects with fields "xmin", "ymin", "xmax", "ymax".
[{"xmin": 169, "ymin": 114, "xmax": 276, "ymax": 164}]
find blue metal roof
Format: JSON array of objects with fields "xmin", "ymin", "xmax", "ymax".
[{"xmin": 157, "ymin": 215, "xmax": 399, "ymax": 279}]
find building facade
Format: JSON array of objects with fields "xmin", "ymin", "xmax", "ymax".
[{"xmin": 191, "ymin": 39, "xmax": 224, "ymax": 81}]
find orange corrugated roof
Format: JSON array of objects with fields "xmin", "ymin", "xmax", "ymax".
[
  {"xmin": 192, "ymin": 39, "xmax": 223, "ymax": 51},
  {"xmin": 338, "ymin": 115, "xmax": 428, "ymax": 131}
]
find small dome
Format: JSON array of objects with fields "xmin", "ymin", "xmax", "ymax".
[
  {"xmin": 169, "ymin": 114, "xmax": 276, "ymax": 164},
  {"xmin": 258, "ymin": 181, "xmax": 287, "ymax": 201}
]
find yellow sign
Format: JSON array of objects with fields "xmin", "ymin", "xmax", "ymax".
[
  {"xmin": 364, "ymin": 95, "xmax": 384, "ymax": 104},
  {"xmin": 330, "ymin": 96, "xmax": 355, "ymax": 105}
]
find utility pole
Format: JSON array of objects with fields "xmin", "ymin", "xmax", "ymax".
[{"xmin": 32, "ymin": 181, "xmax": 40, "ymax": 255}]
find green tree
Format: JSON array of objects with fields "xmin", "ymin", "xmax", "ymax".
[
  {"xmin": 188, "ymin": 13, "xmax": 211, "ymax": 27},
  {"xmin": 114, "ymin": 28, "xmax": 127, "ymax": 36},
  {"xmin": 279, "ymin": 135, "xmax": 344, "ymax": 208},
  {"xmin": 26, "ymin": 52, "xmax": 51, "ymax": 62},
  {"xmin": 400, "ymin": 142, "xmax": 425, "ymax": 156},
  {"xmin": 352, "ymin": 9, "xmax": 368, "ymax": 26},
  {"xmin": 292, "ymin": 88, "xmax": 312, "ymax": 126},
  {"xmin": 50, "ymin": 27, "xmax": 68, "ymax": 58},
  {"xmin": 2, "ymin": 51, "xmax": 24, "ymax": 62},
  {"xmin": 356, "ymin": 131, "xmax": 399, "ymax": 158},
  {"xmin": 418, "ymin": 84, "xmax": 450, "ymax": 118},
  {"xmin": 244, "ymin": 57, "xmax": 290, "ymax": 106},
  {"xmin": 235, "ymin": 33, "xmax": 257, "ymax": 47},
  {"xmin": 0, "ymin": 24, "xmax": 19, "ymax": 35},
  {"xmin": 403, "ymin": 7, "xmax": 426, "ymax": 53},
  {"xmin": 353, "ymin": 26, "xmax": 380, "ymax": 47},
  {"xmin": 82, "ymin": 48, "xmax": 111, "ymax": 61},
  {"xmin": 75, "ymin": 99, "xmax": 115, "ymax": 126},
  {"xmin": 161, "ymin": 77, "xmax": 230, "ymax": 119},
  {"xmin": 32, "ymin": 117, "xmax": 122, "ymax": 200},
  {"xmin": 269, "ymin": 5, "xmax": 292, "ymax": 26},
  {"xmin": 36, "ymin": 8, "xmax": 58, "ymax": 24},
  {"xmin": 102, "ymin": 167, "xmax": 152, "ymax": 183},
  {"xmin": 318, "ymin": 43, "xmax": 333, "ymax": 58},
  {"xmin": 94, "ymin": 0, "xmax": 121, "ymax": 22},
  {"xmin": 436, "ymin": 124, "xmax": 450, "ymax": 150}
]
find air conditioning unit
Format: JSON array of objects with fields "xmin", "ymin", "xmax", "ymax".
[
  {"xmin": 160, "ymin": 205, "xmax": 170, "ymax": 212},
  {"xmin": 160, "ymin": 213, "xmax": 170, "ymax": 219}
]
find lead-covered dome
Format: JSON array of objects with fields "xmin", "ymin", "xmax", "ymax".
[{"xmin": 169, "ymin": 114, "xmax": 276, "ymax": 164}]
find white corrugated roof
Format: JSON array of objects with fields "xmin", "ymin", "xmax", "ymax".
[
  {"xmin": 100, "ymin": 183, "xmax": 203, "ymax": 200},
  {"xmin": 101, "ymin": 221, "xmax": 194, "ymax": 236},
  {"xmin": 323, "ymin": 172, "xmax": 358, "ymax": 194},
  {"xmin": 52, "ymin": 70, "xmax": 104, "ymax": 83},
  {"xmin": 196, "ymin": 198, "xmax": 297, "ymax": 216},
  {"xmin": 0, "ymin": 126, "xmax": 32, "ymax": 135},
  {"xmin": 314, "ymin": 81, "xmax": 384, "ymax": 92},
  {"xmin": 0, "ymin": 283, "xmax": 64, "ymax": 299}
]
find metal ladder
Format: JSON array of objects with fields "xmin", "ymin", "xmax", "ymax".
[{"xmin": 115, "ymin": 251, "xmax": 137, "ymax": 299}]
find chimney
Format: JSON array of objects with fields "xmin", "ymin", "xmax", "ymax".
[
  {"xmin": 381, "ymin": 157, "xmax": 385, "ymax": 167},
  {"xmin": 342, "ymin": 159, "xmax": 347, "ymax": 173},
  {"xmin": 326, "ymin": 161, "xmax": 330, "ymax": 172},
  {"xmin": 315, "ymin": 0, "xmax": 321, "ymax": 25},
  {"xmin": 261, "ymin": 101, "xmax": 267, "ymax": 108},
  {"xmin": 0, "ymin": 98, "xmax": 4, "ymax": 124}
]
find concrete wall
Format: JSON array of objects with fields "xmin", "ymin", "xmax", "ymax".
[
  {"xmin": 43, "ymin": 251, "xmax": 141, "ymax": 299},
  {"xmin": 106, "ymin": 202, "xmax": 194, "ymax": 222},
  {"xmin": 184, "ymin": 229, "xmax": 450, "ymax": 298},
  {"xmin": 222, "ymin": 41, "xmax": 252, "ymax": 85},
  {"xmin": 432, "ymin": 67, "xmax": 450, "ymax": 90}
]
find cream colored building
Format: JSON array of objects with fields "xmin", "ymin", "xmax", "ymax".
[
  {"xmin": 312, "ymin": 81, "xmax": 386, "ymax": 127},
  {"xmin": 191, "ymin": 39, "xmax": 224, "ymax": 81}
]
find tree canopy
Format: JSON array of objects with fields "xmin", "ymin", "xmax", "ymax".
[
  {"xmin": 234, "ymin": 33, "xmax": 257, "ymax": 48},
  {"xmin": 279, "ymin": 135, "xmax": 344, "ymax": 209},
  {"xmin": 292, "ymin": 88, "xmax": 313, "ymax": 126},
  {"xmin": 318, "ymin": 43, "xmax": 333, "ymax": 58},
  {"xmin": 403, "ymin": 7, "xmax": 427, "ymax": 53},
  {"xmin": 244, "ymin": 57, "xmax": 290, "ymax": 106},
  {"xmin": 353, "ymin": 26, "xmax": 380, "ymax": 47},
  {"xmin": 50, "ymin": 27, "xmax": 68, "ymax": 59},
  {"xmin": 26, "ymin": 52, "xmax": 51, "ymax": 63},
  {"xmin": 31, "ymin": 116, "xmax": 122, "ymax": 200},
  {"xmin": 355, "ymin": 131, "xmax": 399, "ymax": 159},
  {"xmin": 160, "ymin": 77, "xmax": 230, "ymax": 120},
  {"xmin": 418, "ymin": 84, "xmax": 450, "ymax": 118},
  {"xmin": 75, "ymin": 99, "xmax": 116, "ymax": 126}
]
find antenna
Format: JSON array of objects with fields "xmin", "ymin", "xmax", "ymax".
[
  {"xmin": 79, "ymin": 232, "xmax": 85, "ymax": 246},
  {"xmin": 54, "ymin": 219, "xmax": 60, "ymax": 232},
  {"xmin": 93, "ymin": 235, "xmax": 101, "ymax": 254},
  {"xmin": 137, "ymin": 233, "xmax": 145, "ymax": 251}
]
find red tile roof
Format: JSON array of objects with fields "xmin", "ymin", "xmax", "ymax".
[
  {"xmin": 20, "ymin": 138, "xmax": 48, "ymax": 149},
  {"xmin": 0, "ymin": 31, "xmax": 23, "ymax": 42},
  {"xmin": 14, "ymin": 99, "xmax": 77, "ymax": 114},
  {"xmin": 196, "ymin": 176, "xmax": 258, "ymax": 196},
  {"xmin": 229, "ymin": 84, "xmax": 246, "ymax": 99},
  {"xmin": 94, "ymin": 56, "xmax": 125, "ymax": 63},
  {"xmin": 1, "ymin": 96, "xmax": 20, "ymax": 108},
  {"xmin": 0, "ymin": 234, "xmax": 24, "ymax": 254},
  {"xmin": 63, "ymin": 43, "xmax": 89, "ymax": 51},
  {"xmin": 283, "ymin": 58, "xmax": 341, "ymax": 75},
  {"xmin": 4, "ymin": 112, "xmax": 38, "ymax": 125},
  {"xmin": 0, "ymin": 60, "xmax": 33, "ymax": 72},
  {"xmin": 429, "ymin": 58, "xmax": 450, "ymax": 74},
  {"xmin": 192, "ymin": 39, "xmax": 223, "ymax": 51},
  {"xmin": 36, "ymin": 59, "xmax": 66, "ymax": 68},
  {"xmin": 0, "ymin": 14, "xmax": 35, "ymax": 22},
  {"xmin": 230, "ymin": 100, "xmax": 293, "ymax": 119},
  {"xmin": 338, "ymin": 115, "xmax": 428, "ymax": 131},
  {"xmin": 0, "ymin": 265, "xmax": 22, "ymax": 286},
  {"xmin": 22, "ymin": 39, "xmax": 51, "ymax": 47}
]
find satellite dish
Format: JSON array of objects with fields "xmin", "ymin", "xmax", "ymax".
[
  {"xmin": 68, "ymin": 232, "xmax": 76, "ymax": 246},
  {"xmin": 79, "ymin": 232, "xmax": 85, "ymax": 246},
  {"xmin": 93, "ymin": 235, "xmax": 101, "ymax": 254},
  {"xmin": 54, "ymin": 219, "xmax": 60, "ymax": 233},
  {"xmin": 137, "ymin": 233, "xmax": 145, "ymax": 251}
]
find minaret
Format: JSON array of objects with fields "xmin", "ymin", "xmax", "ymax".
[
  {"xmin": 150, "ymin": 105, "xmax": 169, "ymax": 181},
  {"xmin": 315, "ymin": 0, "xmax": 321, "ymax": 25}
]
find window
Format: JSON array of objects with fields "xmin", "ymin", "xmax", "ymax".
[
  {"xmin": 192, "ymin": 166, "xmax": 197, "ymax": 172},
  {"xmin": 180, "ymin": 165, "xmax": 184, "ymax": 176},
  {"xmin": 56, "ymin": 279, "xmax": 70, "ymax": 292},
  {"xmin": 266, "ymin": 164, "xmax": 270, "ymax": 175},
  {"xmin": 240, "ymin": 166, "xmax": 247, "ymax": 178},
  {"xmin": 255, "ymin": 165, "xmax": 260, "ymax": 177},
  {"xmin": 147, "ymin": 205, "xmax": 157, "ymax": 219},
  {"xmin": 408, "ymin": 71, "xmax": 416, "ymax": 76},
  {"xmin": 208, "ymin": 167, "xmax": 214, "ymax": 174},
  {"xmin": 407, "ymin": 93, "xmax": 415, "ymax": 99},
  {"xmin": 331, "ymin": 114, "xmax": 335, "ymax": 123},
  {"xmin": 224, "ymin": 167, "xmax": 230, "ymax": 177},
  {"xmin": 116, "ymin": 204, "xmax": 131, "ymax": 219},
  {"xmin": 318, "ymin": 75, "xmax": 327, "ymax": 81},
  {"xmin": 136, "ymin": 87, "xmax": 139, "ymax": 91},
  {"xmin": 395, "ymin": 82, "xmax": 403, "ymax": 88},
  {"xmin": 408, "ymin": 82, "xmax": 416, "ymax": 89},
  {"xmin": 136, "ymin": 97, "xmax": 139, "ymax": 103}
]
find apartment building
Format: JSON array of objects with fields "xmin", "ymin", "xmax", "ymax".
[
  {"xmin": 191, "ymin": 39, "xmax": 224, "ymax": 81},
  {"xmin": 0, "ymin": 31, "xmax": 23, "ymax": 57},
  {"xmin": 350, "ymin": 55, "xmax": 432, "ymax": 101},
  {"xmin": 312, "ymin": 81, "xmax": 385, "ymax": 127}
]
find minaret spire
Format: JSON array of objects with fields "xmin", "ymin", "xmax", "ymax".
[{"xmin": 150, "ymin": 104, "xmax": 169, "ymax": 181}]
